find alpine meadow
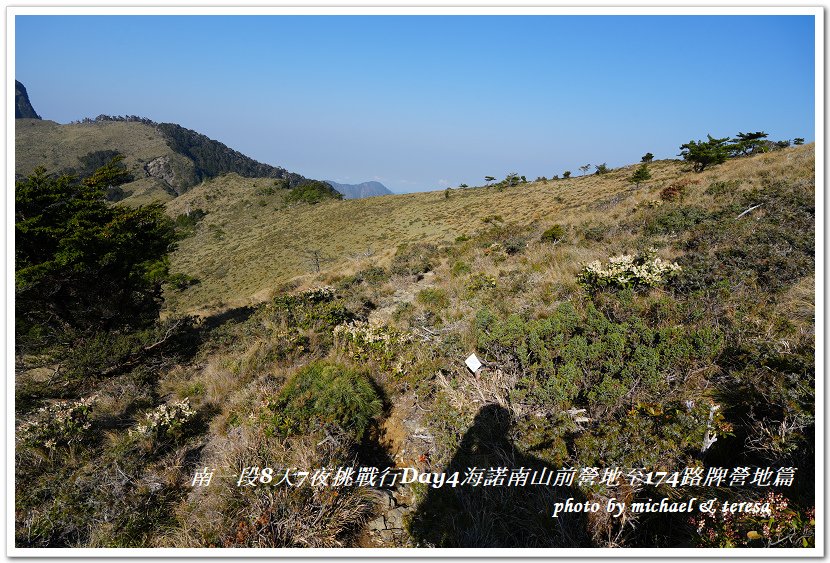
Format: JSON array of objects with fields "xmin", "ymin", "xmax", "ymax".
[{"xmin": 12, "ymin": 12, "xmax": 818, "ymax": 554}]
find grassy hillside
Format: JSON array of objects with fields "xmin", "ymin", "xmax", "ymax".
[
  {"xmin": 16, "ymin": 119, "xmax": 191, "ymax": 204},
  {"xmin": 16, "ymin": 117, "xmax": 315, "ymax": 207},
  {"xmin": 165, "ymin": 145, "xmax": 814, "ymax": 315},
  {"xmin": 16, "ymin": 143, "xmax": 816, "ymax": 549}
]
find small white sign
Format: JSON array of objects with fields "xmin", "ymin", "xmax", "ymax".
[{"xmin": 465, "ymin": 353, "xmax": 483, "ymax": 373}]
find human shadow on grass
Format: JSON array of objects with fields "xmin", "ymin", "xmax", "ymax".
[{"xmin": 408, "ymin": 404, "xmax": 590, "ymax": 548}]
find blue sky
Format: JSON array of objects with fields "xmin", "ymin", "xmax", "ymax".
[{"xmin": 15, "ymin": 15, "xmax": 815, "ymax": 193}]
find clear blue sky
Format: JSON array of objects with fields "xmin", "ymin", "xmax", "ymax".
[{"xmin": 15, "ymin": 15, "xmax": 815, "ymax": 193}]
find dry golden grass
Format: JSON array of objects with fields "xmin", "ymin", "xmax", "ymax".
[
  {"xmin": 156, "ymin": 158, "xmax": 680, "ymax": 313},
  {"xmin": 15, "ymin": 118, "xmax": 192, "ymax": 204},
  {"xmin": 777, "ymin": 275, "xmax": 815, "ymax": 328},
  {"xmin": 163, "ymin": 144, "xmax": 813, "ymax": 317}
]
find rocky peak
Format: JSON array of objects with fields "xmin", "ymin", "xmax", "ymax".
[{"xmin": 15, "ymin": 80, "xmax": 41, "ymax": 119}]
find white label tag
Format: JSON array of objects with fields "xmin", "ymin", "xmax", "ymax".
[{"xmin": 465, "ymin": 353, "xmax": 482, "ymax": 373}]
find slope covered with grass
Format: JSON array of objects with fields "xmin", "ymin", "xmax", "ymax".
[
  {"xmin": 165, "ymin": 146, "xmax": 814, "ymax": 316},
  {"xmin": 16, "ymin": 143, "xmax": 816, "ymax": 549}
]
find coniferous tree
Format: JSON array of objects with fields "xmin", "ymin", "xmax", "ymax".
[
  {"xmin": 16, "ymin": 167, "xmax": 177, "ymax": 344},
  {"xmin": 629, "ymin": 163, "xmax": 652, "ymax": 188},
  {"xmin": 730, "ymin": 131, "xmax": 769, "ymax": 157},
  {"xmin": 679, "ymin": 135, "xmax": 730, "ymax": 172}
]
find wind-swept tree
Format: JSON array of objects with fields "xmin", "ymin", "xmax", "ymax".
[
  {"xmin": 579, "ymin": 164, "xmax": 591, "ymax": 176},
  {"xmin": 641, "ymin": 152, "xmax": 654, "ymax": 163},
  {"xmin": 679, "ymin": 135, "xmax": 730, "ymax": 172},
  {"xmin": 730, "ymin": 131, "xmax": 769, "ymax": 157}
]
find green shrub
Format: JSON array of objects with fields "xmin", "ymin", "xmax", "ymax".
[
  {"xmin": 52, "ymin": 317, "xmax": 198, "ymax": 387},
  {"xmin": 354, "ymin": 266, "xmax": 389, "ymax": 285},
  {"xmin": 502, "ymin": 236, "xmax": 527, "ymax": 255},
  {"xmin": 390, "ymin": 242, "xmax": 439, "ymax": 276},
  {"xmin": 676, "ymin": 181, "xmax": 814, "ymax": 293},
  {"xmin": 269, "ymin": 287, "xmax": 352, "ymax": 331},
  {"xmin": 450, "ymin": 260, "xmax": 471, "ymax": 277},
  {"xmin": 173, "ymin": 209, "xmax": 207, "ymax": 237},
  {"xmin": 334, "ymin": 321, "xmax": 413, "ymax": 378},
  {"xmin": 479, "ymin": 298, "xmax": 723, "ymax": 407},
  {"xmin": 16, "ymin": 168, "xmax": 177, "ymax": 344},
  {"xmin": 541, "ymin": 224, "xmax": 566, "ymax": 243},
  {"xmin": 705, "ymin": 179, "xmax": 741, "ymax": 196},
  {"xmin": 417, "ymin": 287, "xmax": 449, "ymax": 310},
  {"xmin": 582, "ymin": 223, "xmax": 607, "ymax": 242},
  {"xmin": 467, "ymin": 272, "xmax": 497, "ymax": 292},
  {"xmin": 285, "ymin": 181, "xmax": 343, "ymax": 204},
  {"xmin": 391, "ymin": 301, "xmax": 414, "ymax": 324},
  {"xmin": 17, "ymin": 396, "xmax": 97, "ymax": 451},
  {"xmin": 128, "ymin": 398, "xmax": 197, "ymax": 443},
  {"xmin": 336, "ymin": 266, "xmax": 390, "ymax": 290},
  {"xmin": 644, "ymin": 206, "xmax": 711, "ymax": 236},
  {"xmin": 267, "ymin": 362, "xmax": 382, "ymax": 439},
  {"xmin": 167, "ymin": 272, "xmax": 200, "ymax": 291}
]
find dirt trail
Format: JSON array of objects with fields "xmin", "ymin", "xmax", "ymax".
[{"xmin": 357, "ymin": 390, "xmax": 436, "ymax": 547}]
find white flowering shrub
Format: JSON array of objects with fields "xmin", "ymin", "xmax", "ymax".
[
  {"xmin": 298, "ymin": 286, "xmax": 336, "ymax": 302},
  {"xmin": 334, "ymin": 321, "xmax": 413, "ymax": 377},
  {"xmin": 129, "ymin": 398, "xmax": 196, "ymax": 441},
  {"xmin": 17, "ymin": 395, "xmax": 97, "ymax": 450},
  {"xmin": 578, "ymin": 250, "xmax": 681, "ymax": 291}
]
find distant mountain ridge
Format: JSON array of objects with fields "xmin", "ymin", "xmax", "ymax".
[
  {"xmin": 325, "ymin": 180, "xmax": 394, "ymax": 199},
  {"xmin": 15, "ymin": 80, "xmax": 41, "ymax": 119},
  {"xmin": 16, "ymin": 111, "xmax": 330, "ymax": 205}
]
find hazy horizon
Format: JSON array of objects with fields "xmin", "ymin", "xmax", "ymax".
[{"xmin": 16, "ymin": 14, "xmax": 815, "ymax": 193}]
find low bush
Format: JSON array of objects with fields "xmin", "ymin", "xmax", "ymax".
[
  {"xmin": 334, "ymin": 321, "xmax": 413, "ymax": 378},
  {"xmin": 417, "ymin": 287, "xmax": 449, "ymax": 310},
  {"xmin": 450, "ymin": 260, "xmax": 471, "ymax": 277},
  {"xmin": 285, "ymin": 181, "xmax": 343, "ymax": 204},
  {"xmin": 690, "ymin": 492, "xmax": 815, "ymax": 548},
  {"xmin": 644, "ymin": 205, "xmax": 711, "ymax": 236},
  {"xmin": 541, "ymin": 224, "xmax": 566, "ymax": 244},
  {"xmin": 705, "ymin": 179, "xmax": 741, "ymax": 196},
  {"xmin": 128, "ymin": 398, "xmax": 197, "ymax": 443},
  {"xmin": 582, "ymin": 223, "xmax": 608, "ymax": 242},
  {"xmin": 503, "ymin": 236, "xmax": 528, "ymax": 255},
  {"xmin": 660, "ymin": 178, "xmax": 699, "ymax": 202},
  {"xmin": 17, "ymin": 395, "xmax": 97, "ymax": 451},
  {"xmin": 467, "ymin": 272, "xmax": 497, "ymax": 292},
  {"xmin": 266, "ymin": 362, "xmax": 382, "ymax": 439},
  {"xmin": 577, "ymin": 251, "xmax": 681, "ymax": 291},
  {"xmin": 268, "ymin": 287, "xmax": 353, "ymax": 331},
  {"xmin": 173, "ymin": 209, "xmax": 207, "ymax": 237},
  {"xmin": 477, "ymin": 300, "xmax": 722, "ymax": 412},
  {"xmin": 390, "ymin": 243, "xmax": 439, "ymax": 276}
]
